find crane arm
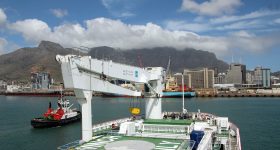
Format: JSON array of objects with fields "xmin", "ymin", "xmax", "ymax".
[{"xmin": 56, "ymin": 55, "xmax": 163, "ymax": 96}]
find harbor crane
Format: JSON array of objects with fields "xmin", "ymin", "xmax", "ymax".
[{"xmin": 56, "ymin": 55, "xmax": 165, "ymax": 142}]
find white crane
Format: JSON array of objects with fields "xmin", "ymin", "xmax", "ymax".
[{"xmin": 56, "ymin": 55, "xmax": 165, "ymax": 142}]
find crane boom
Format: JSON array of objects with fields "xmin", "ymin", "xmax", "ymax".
[{"xmin": 56, "ymin": 54, "xmax": 165, "ymax": 142}]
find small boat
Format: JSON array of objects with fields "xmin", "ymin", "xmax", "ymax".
[
  {"xmin": 162, "ymin": 91, "xmax": 196, "ymax": 98},
  {"xmin": 31, "ymin": 97, "xmax": 81, "ymax": 128}
]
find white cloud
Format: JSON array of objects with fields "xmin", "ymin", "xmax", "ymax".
[
  {"xmin": 216, "ymin": 19, "xmax": 263, "ymax": 30},
  {"xmin": 101, "ymin": 0, "xmax": 114, "ymax": 9},
  {"xmin": 0, "ymin": 8, "xmax": 7, "ymax": 24},
  {"xmin": 229, "ymin": 30, "xmax": 255, "ymax": 38},
  {"xmin": 7, "ymin": 17, "xmax": 280, "ymax": 57},
  {"xmin": 274, "ymin": 18, "xmax": 280, "ymax": 24},
  {"xmin": 165, "ymin": 20, "xmax": 211, "ymax": 32},
  {"xmin": 50, "ymin": 9, "xmax": 68, "ymax": 18},
  {"xmin": 9, "ymin": 19, "xmax": 51, "ymax": 42},
  {"xmin": 119, "ymin": 12, "xmax": 135, "ymax": 17},
  {"xmin": 228, "ymin": 32, "xmax": 280, "ymax": 53},
  {"xmin": 180, "ymin": 0, "xmax": 242, "ymax": 16},
  {"xmin": 8, "ymin": 17, "xmax": 230, "ymax": 56},
  {"xmin": 101, "ymin": 0, "xmax": 136, "ymax": 18},
  {"xmin": 0, "ymin": 37, "xmax": 8, "ymax": 55},
  {"xmin": 166, "ymin": 9, "xmax": 280, "ymax": 33},
  {"xmin": 211, "ymin": 10, "xmax": 280, "ymax": 24}
]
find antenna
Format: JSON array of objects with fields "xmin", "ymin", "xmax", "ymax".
[{"xmin": 166, "ymin": 56, "xmax": 171, "ymax": 76}]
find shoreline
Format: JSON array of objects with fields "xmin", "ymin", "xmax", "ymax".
[{"xmin": 1, "ymin": 91, "xmax": 280, "ymax": 98}]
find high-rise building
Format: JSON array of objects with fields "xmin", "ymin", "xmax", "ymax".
[
  {"xmin": 183, "ymin": 68, "xmax": 214, "ymax": 88},
  {"xmin": 31, "ymin": 72, "xmax": 52, "ymax": 89},
  {"xmin": 253, "ymin": 67, "xmax": 262, "ymax": 85},
  {"xmin": 261, "ymin": 68, "xmax": 271, "ymax": 88},
  {"xmin": 225, "ymin": 63, "xmax": 246, "ymax": 84},
  {"xmin": 249, "ymin": 67, "xmax": 271, "ymax": 88}
]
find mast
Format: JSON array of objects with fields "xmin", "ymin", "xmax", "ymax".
[{"xmin": 182, "ymin": 73, "xmax": 185, "ymax": 113}]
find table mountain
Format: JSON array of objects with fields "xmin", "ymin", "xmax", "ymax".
[
  {"xmin": 0, "ymin": 41, "xmax": 228, "ymax": 82},
  {"xmin": 88, "ymin": 46, "xmax": 228, "ymax": 73}
]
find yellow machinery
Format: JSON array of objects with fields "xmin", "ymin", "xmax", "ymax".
[
  {"xmin": 129, "ymin": 97, "xmax": 141, "ymax": 115},
  {"xmin": 129, "ymin": 107, "xmax": 140, "ymax": 115}
]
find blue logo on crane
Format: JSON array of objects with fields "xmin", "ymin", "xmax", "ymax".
[{"xmin": 135, "ymin": 70, "xmax": 138, "ymax": 78}]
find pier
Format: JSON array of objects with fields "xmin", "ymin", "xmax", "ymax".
[{"xmin": 196, "ymin": 92, "xmax": 280, "ymax": 98}]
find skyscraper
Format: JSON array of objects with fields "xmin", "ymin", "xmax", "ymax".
[
  {"xmin": 225, "ymin": 63, "xmax": 246, "ymax": 84},
  {"xmin": 250, "ymin": 67, "xmax": 271, "ymax": 88},
  {"xmin": 262, "ymin": 68, "xmax": 271, "ymax": 88}
]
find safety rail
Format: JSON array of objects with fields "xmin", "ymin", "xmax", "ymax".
[
  {"xmin": 230, "ymin": 122, "xmax": 242, "ymax": 150},
  {"xmin": 57, "ymin": 140, "xmax": 80, "ymax": 150},
  {"xmin": 92, "ymin": 117, "xmax": 130, "ymax": 133},
  {"xmin": 196, "ymin": 131, "xmax": 212, "ymax": 150},
  {"xmin": 178, "ymin": 140, "xmax": 195, "ymax": 150}
]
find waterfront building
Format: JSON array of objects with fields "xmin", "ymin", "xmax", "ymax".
[
  {"xmin": 31, "ymin": 72, "xmax": 52, "ymax": 89},
  {"xmin": 253, "ymin": 67, "xmax": 262, "ymax": 86},
  {"xmin": 253, "ymin": 67, "xmax": 271, "ymax": 88},
  {"xmin": 271, "ymin": 76, "xmax": 280, "ymax": 85},
  {"xmin": 214, "ymin": 73, "xmax": 226, "ymax": 84},
  {"xmin": 183, "ymin": 68, "xmax": 214, "ymax": 88},
  {"xmin": 246, "ymin": 71, "xmax": 254, "ymax": 84},
  {"xmin": 174, "ymin": 73, "xmax": 191, "ymax": 88},
  {"xmin": 0, "ymin": 80, "xmax": 7, "ymax": 90},
  {"xmin": 6, "ymin": 85, "xmax": 20, "ymax": 92},
  {"xmin": 225, "ymin": 63, "xmax": 246, "ymax": 84},
  {"xmin": 261, "ymin": 68, "xmax": 271, "ymax": 88}
]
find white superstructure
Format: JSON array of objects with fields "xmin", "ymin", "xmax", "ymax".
[
  {"xmin": 56, "ymin": 55, "xmax": 165, "ymax": 142},
  {"xmin": 56, "ymin": 54, "xmax": 241, "ymax": 150}
]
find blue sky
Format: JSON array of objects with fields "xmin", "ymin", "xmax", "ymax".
[{"xmin": 0, "ymin": 0, "xmax": 279, "ymax": 71}]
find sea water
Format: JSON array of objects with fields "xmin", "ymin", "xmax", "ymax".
[{"xmin": 0, "ymin": 96, "xmax": 280, "ymax": 150}]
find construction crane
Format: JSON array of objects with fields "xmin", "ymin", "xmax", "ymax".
[{"xmin": 56, "ymin": 55, "xmax": 165, "ymax": 142}]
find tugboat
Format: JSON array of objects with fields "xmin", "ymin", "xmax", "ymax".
[{"xmin": 31, "ymin": 96, "xmax": 81, "ymax": 128}]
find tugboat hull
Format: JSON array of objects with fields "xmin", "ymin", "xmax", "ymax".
[{"xmin": 31, "ymin": 111, "xmax": 81, "ymax": 128}]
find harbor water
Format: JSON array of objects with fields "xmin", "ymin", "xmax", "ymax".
[{"xmin": 0, "ymin": 95, "xmax": 280, "ymax": 150}]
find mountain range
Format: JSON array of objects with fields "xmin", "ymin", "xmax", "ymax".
[{"xmin": 0, "ymin": 41, "xmax": 229, "ymax": 82}]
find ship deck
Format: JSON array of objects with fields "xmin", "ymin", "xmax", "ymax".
[
  {"xmin": 69, "ymin": 135, "xmax": 191, "ymax": 150},
  {"xmin": 58, "ymin": 113, "xmax": 241, "ymax": 150},
  {"xmin": 144, "ymin": 119, "xmax": 193, "ymax": 125}
]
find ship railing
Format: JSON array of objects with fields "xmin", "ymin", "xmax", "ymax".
[
  {"xmin": 196, "ymin": 131, "xmax": 212, "ymax": 150},
  {"xmin": 57, "ymin": 140, "xmax": 80, "ymax": 150},
  {"xmin": 178, "ymin": 140, "xmax": 195, "ymax": 150},
  {"xmin": 92, "ymin": 117, "xmax": 130, "ymax": 133},
  {"xmin": 230, "ymin": 122, "xmax": 242, "ymax": 150}
]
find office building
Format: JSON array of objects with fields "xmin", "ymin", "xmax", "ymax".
[
  {"xmin": 246, "ymin": 71, "xmax": 254, "ymax": 84},
  {"xmin": 225, "ymin": 63, "xmax": 246, "ymax": 84},
  {"xmin": 183, "ymin": 68, "xmax": 214, "ymax": 89},
  {"xmin": 252, "ymin": 67, "xmax": 271, "ymax": 88},
  {"xmin": 215, "ymin": 73, "xmax": 226, "ymax": 84},
  {"xmin": 261, "ymin": 68, "xmax": 271, "ymax": 88},
  {"xmin": 31, "ymin": 72, "xmax": 52, "ymax": 89}
]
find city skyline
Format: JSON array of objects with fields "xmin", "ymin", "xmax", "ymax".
[{"xmin": 0, "ymin": 0, "xmax": 279, "ymax": 71}]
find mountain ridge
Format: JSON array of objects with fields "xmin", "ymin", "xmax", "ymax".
[{"xmin": 0, "ymin": 41, "xmax": 229, "ymax": 82}]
